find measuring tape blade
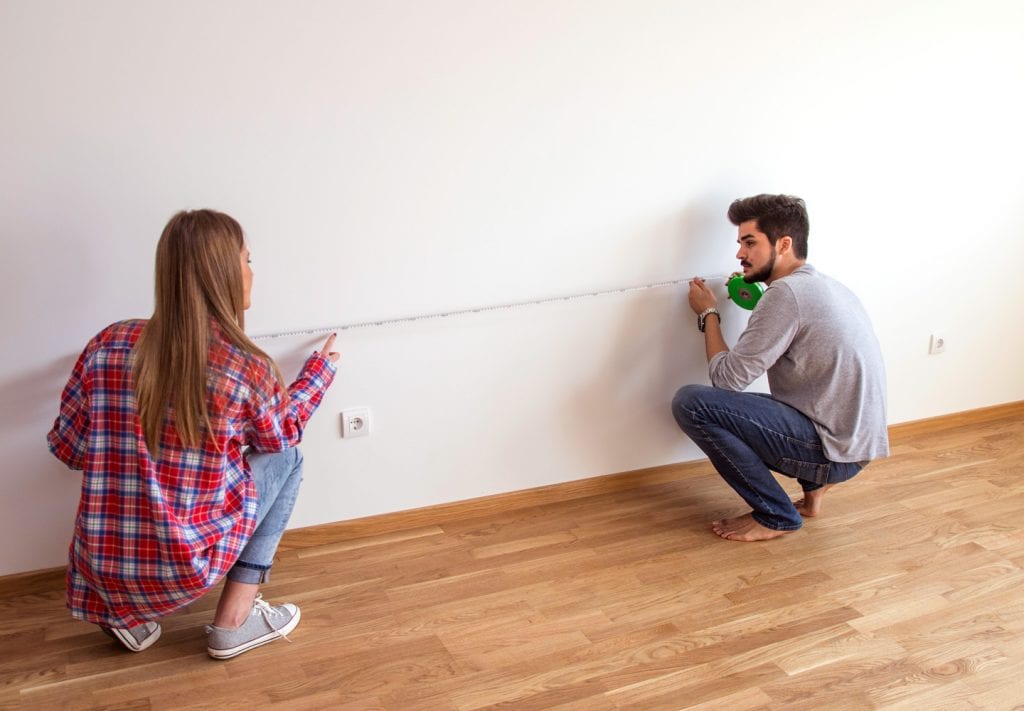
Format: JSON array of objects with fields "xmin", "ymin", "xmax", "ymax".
[{"xmin": 254, "ymin": 273, "xmax": 746, "ymax": 340}]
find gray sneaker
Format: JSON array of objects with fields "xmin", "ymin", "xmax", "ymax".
[
  {"xmin": 206, "ymin": 594, "xmax": 301, "ymax": 660},
  {"xmin": 102, "ymin": 621, "xmax": 162, "ymax": 652}
]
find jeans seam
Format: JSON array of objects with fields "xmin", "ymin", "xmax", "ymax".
[
  {"xmin": 778, "ymin": 456, "xmax": 830, "ymax": 483},
  {"xmin": 694, "ymin": 420, "xmax": 795, "ymax": 530},
  {"xmin": 685, "ymin": 403, "xmax": 803, "ymax": 531},
  {"xmin": 701, "ymin": 404, "xmax": 825, "ymax": 457},
  {"xmin": 751, "ymin": 511, "xmax": 801, "ymax": 531}
]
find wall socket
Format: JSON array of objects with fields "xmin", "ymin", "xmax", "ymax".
[
  {"xmin": 928, "ymin": 333, "xmax": 946, "ymax": 355},
  {"xmin": 340, "ymin": 407, "xmax": 372, "ymax": 438}
]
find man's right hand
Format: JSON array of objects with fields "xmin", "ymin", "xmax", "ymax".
[
  {"xmin": 725, "ymin": 272, "xmax": 743, "ymax": 302},
  {"xmin": 688, "ymin": 277, "xmax": 718, "ymax": 314}
]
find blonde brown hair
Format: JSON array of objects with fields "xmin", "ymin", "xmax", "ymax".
[{"xmin": 133, "ymin": 209, "xmax": 283, "ymax": 456}]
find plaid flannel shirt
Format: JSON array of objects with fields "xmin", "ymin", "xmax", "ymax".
[{"xmin": 47, "ymin": 320, "xmax": 335, "ymax": 628}]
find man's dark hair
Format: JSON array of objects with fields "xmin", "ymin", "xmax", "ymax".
[{"xmin": 727, "ymin": 194, "xmax": 809, "ymax": 259}]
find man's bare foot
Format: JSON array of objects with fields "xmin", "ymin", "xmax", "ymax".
[
  {"xmin": 710, "ymin": 513, "xmax": 793, "ymax": 542},
  {"xmin": 794, "ymin": 484, "xmax": 833, "ymax": 517}
]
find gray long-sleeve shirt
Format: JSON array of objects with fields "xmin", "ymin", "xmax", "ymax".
[{"xmin": 709, "ymin": 264, "xmax": 889, "ymax": 462}]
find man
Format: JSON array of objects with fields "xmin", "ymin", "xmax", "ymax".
[{"xmin": 671, "ymin": 194, "xmax": 888, "ymax": 541}]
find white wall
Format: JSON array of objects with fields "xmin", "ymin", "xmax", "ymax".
[{"xmin": 2, "ymin": 0, "xmax": 1022, "ymax": 576}]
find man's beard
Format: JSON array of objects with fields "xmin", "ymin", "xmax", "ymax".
[{"xmin": 744, "ymin": 250, "xmax": 775, "ymax": 283}]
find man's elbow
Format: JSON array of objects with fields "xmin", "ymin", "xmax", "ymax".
[{"xmin": 708, "ymin": 368, "xmax": 748, "ymax": 392}]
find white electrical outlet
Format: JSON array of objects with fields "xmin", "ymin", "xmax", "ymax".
[
  {"xmin": 928, "ymin": 333, "xmax": 946, "ymax": 355},
  {"xmin": 340, "ymin": 407, "xmax": 372, "ymax": 438}
]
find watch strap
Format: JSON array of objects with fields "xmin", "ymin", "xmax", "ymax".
[{"xmin": 697, "ymin": 307, "xmax": 720, "ymax": 332}]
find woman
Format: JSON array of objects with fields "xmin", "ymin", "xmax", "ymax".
[{"xmin": 47, "ymin": 209, "xmax": 338, "ymax": 659}]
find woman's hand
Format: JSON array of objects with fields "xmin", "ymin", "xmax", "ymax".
[{"xmin": 316, "ymin": 333, "xmax": 341, "ymax": 363}]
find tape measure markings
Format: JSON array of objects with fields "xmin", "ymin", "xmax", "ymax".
[{"xmin": 253, "ymin": 273, "xmax": 761, "ymax": 341}]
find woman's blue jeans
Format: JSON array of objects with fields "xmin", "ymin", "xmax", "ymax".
[
  {"xmin": 227, "ymin": 447, "xmax": 303, "ymax": 584},
  {"xmin": 671, "ymin": 385, "xmax": 862, "ymax": 531}
]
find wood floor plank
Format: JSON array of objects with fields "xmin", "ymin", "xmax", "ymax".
[
  {"xmin": 863, "ymin": 646, "xmax": 1009, "ymax": 708},
  {"xmin": 677, "ymin": 686, "xmax": 776, "ymax": 711},
  {"xmin": 436, "ymin": 609, "xmax": 605, "ymax": 671},
  {"xmin": 605, "ymin": 661, "xmax": 785, "ymax": 710},
  {"xmin": 874, "ymin": 680, "xmax": 981, "ymax": 711},
  {"xmin": 2, "ymin": 403, "xmax": 1023, "ymax": 709}
]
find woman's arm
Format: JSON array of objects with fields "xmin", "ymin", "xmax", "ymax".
[
  {"xmin": 244, "ymin": 335, "xmax": 339, "ymax": 452},
  {"xmin": 47, "ymin": 348, "xmax": 91, "ymax": 470}
]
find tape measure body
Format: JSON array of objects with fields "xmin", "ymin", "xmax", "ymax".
[{"xmin": 727, "ymin": 274, "xmax": 765, "ymax": 310}]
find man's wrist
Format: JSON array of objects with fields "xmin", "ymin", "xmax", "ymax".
[{"xmin": 697, "ymin": 307, "xmax": 720, "ymax": 333}]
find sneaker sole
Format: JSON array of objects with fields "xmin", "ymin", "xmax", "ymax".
[
  {"xmin": 207, "ymin": 607, "xmax": 301, "ymax": 660},
  {"xmin": 109, "ymin": 624, "xmax": 161, "ymax": 652}
]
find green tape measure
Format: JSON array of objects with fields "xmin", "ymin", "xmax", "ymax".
[{"xmin": 727, "ymin": 274, "xmax": 765, "ymax": 310}]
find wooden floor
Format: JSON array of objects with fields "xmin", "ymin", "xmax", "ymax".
[{"xmin": 2, "ymin": 404, "xmax": 1023, "ymax": 710}]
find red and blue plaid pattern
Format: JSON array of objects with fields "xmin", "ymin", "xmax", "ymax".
[{"xmin": 48, "ymin": 320, "xmax": 335, "ymax": 628}]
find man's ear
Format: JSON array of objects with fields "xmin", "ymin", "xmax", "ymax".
[{"xmin": 777, "ymin": 235, "xmax": 793, "ymax": 256}]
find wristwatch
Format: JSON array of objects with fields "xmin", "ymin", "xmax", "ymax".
[{"xmin": 697, "ymin": 307, "xmax": 720, "ymax": 333}]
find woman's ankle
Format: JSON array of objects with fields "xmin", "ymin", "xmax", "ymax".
[
  {"xmin": 213, "ymin": 580, "xmax": 259, "ymax": 629},
  {"xmin": 211, "ymin": 612, "xmax": 248, "ymax": 630}
]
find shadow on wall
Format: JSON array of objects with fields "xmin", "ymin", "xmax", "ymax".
[
  {"xmin": 0, "ymin": 353, "xmax": 84, "ymax": 573},
  {"xmin": 1, "ymin": 353, "xmax": 80, "ymax": 442},
  {"xmin": 558, "ymin": 199, "xmax": 738, "ymax": 475},
  {"xmin": 268, "ymin": 335, "xmax": 331, "ymax": 381}
]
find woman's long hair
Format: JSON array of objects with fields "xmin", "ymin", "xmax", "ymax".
[{"xmin": 133, "ymin": 209, "xmax": 283, "ymax": 456}]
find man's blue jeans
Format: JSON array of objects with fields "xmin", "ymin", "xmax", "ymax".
[
  {"xmin": 671, "ymin": 385, "xmax": 862, "ymax": 531},
  {"xmin": 227, "ymin": 447, "xmax": 304, "ymax": 584}
]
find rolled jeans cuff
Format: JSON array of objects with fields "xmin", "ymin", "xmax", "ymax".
[{"xmin": 226, "ymin": 560, "xmax": 271, "ymax": 585}]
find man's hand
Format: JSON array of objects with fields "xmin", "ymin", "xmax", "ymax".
[
  {"xmin": 688, "ymin": 277, "xmax": 727, "ymax": 360},
  {"xmin": 724, "ymin": 271, "xmax": 743, "ymax": 304},
  {"xmin": 688, "ymin": 277, "xmax": 718, "ymax": 314}
]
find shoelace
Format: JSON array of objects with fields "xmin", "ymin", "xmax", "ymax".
[{"xmin": 251, "ymin": 594, "xmax": 293, "ymax": 644}]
